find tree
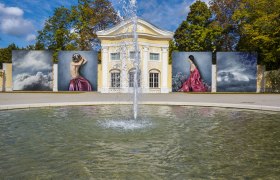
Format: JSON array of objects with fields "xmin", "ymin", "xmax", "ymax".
[
  {"xmin": 233, "ymin": 0, "xmax": 280, "ymax": 69},
  {"xmin": 37, "ymin": 0, "xmax": 120, "ymax": 61},
  {"xmin": 0, "ymin": 43, "xmax": 20, "ymax": 68},
  {"xmin": 37, "ymin": 6, "xmax": 78, "ymax": 62},
  {"xmin": 24, "ymin": 42, "xmax": 45, "ymax": 50},
  {"xmin": 210, "ymin": 0, "xmax": 241, "ymax": 51},
  {"xmin": 174, "ymin": 0, "xmax": 222, "ymax": 51},
  {"xmin": 71, "ymin": 0, "xmax": 120, "ymax": 50},
  {"xmin": 168, "ymin": 40, "xmax": 178, "ymax": 64}
]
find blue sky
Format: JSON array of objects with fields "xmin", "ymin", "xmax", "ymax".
[{"xmin": 0, "ymin": 0, "xmax": 210, "ymax": 48}]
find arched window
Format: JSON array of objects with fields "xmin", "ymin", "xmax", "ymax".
[
  {"xmin": 149, "ymin": 69, "xmax": 160, "ymax": 88},
  {"xmin": 128, "ymin": 68, "xmax": 141, "ymax": 87},
  {"xmin": 110, "ymin": 69, "xmax": 121, "ymax": 88}
]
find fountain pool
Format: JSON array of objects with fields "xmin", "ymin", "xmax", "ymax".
[{"xmin": 0, "ymin": 105, "xmax": 279, "ymax": 179}]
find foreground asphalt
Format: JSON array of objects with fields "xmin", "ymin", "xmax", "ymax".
[{"xmin": 0, "ymin": 92, "xmax": 280, "ymax": 111}]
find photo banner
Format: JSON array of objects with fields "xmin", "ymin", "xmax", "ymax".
[
  {"xmin": 216, "ymin": 52, "xmax": 257, "ymax": 92},
  {"xmin": 58, "ymin": 51, "xmax": 98, "ymax": 91},
  {"xmin": 172, "ymin": 52, "xmax": 212, "ymax": 92},
  {"xmin": 12, "ymin": 50, "xmax": 53, "ymax": 91}
]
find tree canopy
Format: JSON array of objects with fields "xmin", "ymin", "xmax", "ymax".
[
  {"xmin": 1, "ymin": 0, "xmax": 279, "ymax": 69},
  {"xmin": 36, "ymin": 0, "xmax": 120, "ymax": 62},
  {"xmin": 209, "ymin": 0, "xmax": 241, "ymax": 51},
  {"xmin": 174, "ymin": 0, "xmax": 222, "ymax": 52},
  {"xmin": 0, "ymin": 43, "xmax": 20, "ymax": 68},
  {"xmin": 233, "ymin": 0, "xmax": 280, "ymax": 69},
  {"xmin": 173, "ymin": 0, "xmax": 280, "ymax": 69},
  {"xmin": 71, "ymin": 0, "xmax": 120, "ymax": 50}
]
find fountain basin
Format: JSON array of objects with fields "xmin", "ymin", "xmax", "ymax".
[{"xmin": 0, "ymin": 105, "xmax": 279, "ymax": 179}]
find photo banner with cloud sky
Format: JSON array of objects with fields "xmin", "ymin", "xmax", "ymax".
[
  {"xmin": 217, "ymin": 52, "xmax": 257, "ymax": 92},
  {"xmin": 12, "ymin": 50, "xmax": 53, "ymax": 91}
]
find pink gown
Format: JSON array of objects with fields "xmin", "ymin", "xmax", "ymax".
[
  {"xmin": 179, "ymin": 67, "xmax": 207, "ymax": 92},
  {"xmin": 69, "ymin": 76, "xmax": 92, "ymax": 91}
]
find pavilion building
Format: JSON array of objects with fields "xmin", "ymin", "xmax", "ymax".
[{"xmin": 96, "ymin": 18, "xmax": 174, "ymax": 93}]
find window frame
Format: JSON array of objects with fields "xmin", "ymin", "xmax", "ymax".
[
  {"xmin": 110, "ymin": 70, "xmax": 121, "ymax": 88},
  {"xmin": 149, "ymin": 70, "xmax": 160, "ymax": 88},
  {"xmin": 110, "ymin": 52, "xmax": 120, "ymax": 61},
  {"xmin": 149, "ymin": 53, "xmax": 160, "ymax": 61}
]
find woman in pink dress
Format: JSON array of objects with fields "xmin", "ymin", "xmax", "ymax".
[
  {"xmin": 178, "ymin": 55, "xmax": 207, "ymax": 92},
  {"xmin": 69, "ymin": 53, "xmax": 92, "ymax": 91}
]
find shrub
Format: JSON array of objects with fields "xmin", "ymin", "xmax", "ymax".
[{"xmin": 265, "ymin": 69, "xmax": 280, "ymax": 93}]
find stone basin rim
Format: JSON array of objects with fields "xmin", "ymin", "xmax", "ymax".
[{"xmin": 0, "ymin": 101, "xmax": 280, "ymax": 112}]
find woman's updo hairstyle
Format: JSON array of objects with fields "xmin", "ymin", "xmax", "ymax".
[{"xmin": 72, "ymin": 53, "xmax": 82, "ymax": 63}]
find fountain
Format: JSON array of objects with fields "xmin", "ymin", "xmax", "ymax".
[
  {"xmin": 118, "ymin": 0, "xmax": 140, "ymax": 120},
  {"xmin": 130, "ymin": 0, "xmax": 140, "ymax": 120},
  {"xmin": 0, "ymin": 105, "xmax": 279, "ymax": 178},
  {"xmin": 1, "ymin": 0, "xmax": 280, "ymax": 179}
]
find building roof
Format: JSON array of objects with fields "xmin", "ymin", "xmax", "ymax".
[{"xmin": 96, "ymin": 18, "xmax": 174, "ymax": 40}]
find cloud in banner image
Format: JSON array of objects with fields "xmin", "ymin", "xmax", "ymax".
[
  {"xmin": 13, "ymin": 72, "xmax": 52, "ymax": 90},
  {"xmin": 12, "ymin": 50, "xmax": 53, "ymax": 91},
  {"xmin": 13, "ymin": 51, "xmax": 52, "ymax": 73},
  {"xmin": 217, "ymin": 52, "xmax": 257, "ymax": 92}
]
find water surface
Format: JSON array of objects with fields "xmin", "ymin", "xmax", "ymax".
[{"xmin": 0, "ymin": 105, "xmax": 279, "ymax": 179}]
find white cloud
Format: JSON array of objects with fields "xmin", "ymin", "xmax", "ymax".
[
  {"xmin": 13, "ymin": 51, "xmax": 52, "ymax": 72},
  {"xmin": 26, "ymin": 34, "xmax": 36, "ymax": 42},
  {"xmin": 217, "ymin": 71, "xmax": 250, "ymax": 82},
  {"xmin": 0, "ymin": 3, "xmax": 23, "ymax": 17},
  {"xmin": 13, "ymin": 72, "xmax": 52, "ymax": 90},
  {"xmin": 0, "ymin": 3, "xmax": 34, "ymax": 37}
]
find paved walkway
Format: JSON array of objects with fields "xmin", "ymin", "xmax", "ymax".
[{"xmin": 0, "ymin": 92, "xmax": 280, "ymax": 111}]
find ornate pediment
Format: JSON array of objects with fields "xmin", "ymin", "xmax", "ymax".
[{"xmin": 97, "ymin": 18, "xmax": 173, "ymax": 40}]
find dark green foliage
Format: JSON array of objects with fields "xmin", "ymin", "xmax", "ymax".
[
  {"xmin": 209, "ymin": 0, "xmax": 241, "ymax": 51},
  {"xmin": 174, "ymin": 0, "xmax": 222, "ymax": 52},
  {"xmin": 71, "ymin": 0, "xmax": 120, "ymax": 50},
  {"xmin": 36, "ymin": 0, "xmax": 119, "ymax": 62},
  {"xmin": 0, "ymin": 43, "xmax": 20, "ymax": 68},
  {"xmin": 266, "ymin": 69, "xmax": 280, "ymax": 93},
  {"xmin": 233, "ymin": 0, "xmax": 280, "ymax": 69}
]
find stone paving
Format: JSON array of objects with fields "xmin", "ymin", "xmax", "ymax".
[{"xmin": 0, "ymin": 92, "xmax": 280, "ymax": 111}]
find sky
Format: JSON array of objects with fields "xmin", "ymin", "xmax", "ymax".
[{"xmin": 0, "ymin": 0, "xmax": 210, "ymax": 48}]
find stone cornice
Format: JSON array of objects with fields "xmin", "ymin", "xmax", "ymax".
[{"xmin": 97, "ymin": 19, "xmax": 174, "ymax": 40}]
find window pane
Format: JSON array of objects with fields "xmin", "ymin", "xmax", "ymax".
[
  {"xmin": 155, "ymin": 73, "xmax": 159, "ymax": 87},
  {"xmin": 111, "ymin": 53, "xmax": 120, "ymax": 60},
  {"xmin": 149, "ymin": 73, "xmax": 159, "ymax": 88},
  {"xmin": 111, "ymin": 72, "xmax": 120, "ymax": 87},
  {"xmin": 130, "ymin": 51, "xmax": 140, "ymax": 59},
  {"xmin": 117, "ymin": 73, "xmax": 120, "ymax": 87},
  {"xmin": 149, "ymin": 73, "xmax": 153, "ymax": 88},
  {"xmin": 129, "ymin": 72, "xmax": 134, "ymax": 87},
  {"xmin": 130, "ymin": 51, "xmax": 135, "ymax": 59},
  {"xmin": 150, "ymin": 53, "xmax": 159, "ymax": 60},
  {"xmin": 129, "ymin": 71, "xmax": 141, "ymax": 87}
]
